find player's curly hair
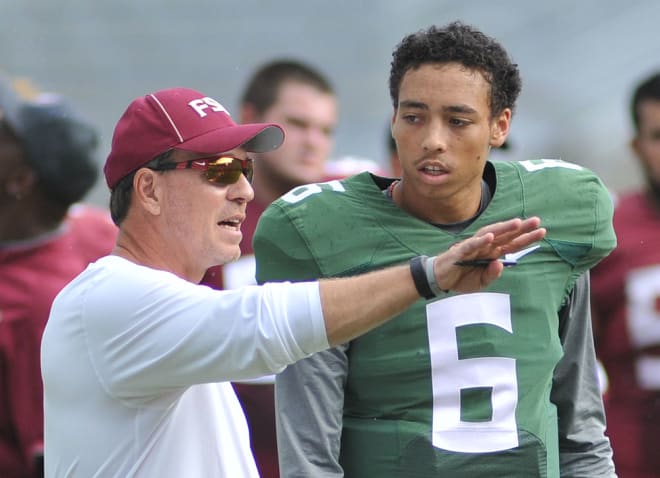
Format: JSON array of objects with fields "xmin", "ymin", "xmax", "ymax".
[{"xmin": 389, "ymin": 22, "xmax": 522, "ymax": 119}]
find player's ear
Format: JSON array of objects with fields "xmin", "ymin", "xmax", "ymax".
[{"xmin": 489, "ymin": 108, "xmax": 511, "ymax": 148}]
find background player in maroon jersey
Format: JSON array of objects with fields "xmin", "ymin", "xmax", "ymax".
[
  {"xmin": 0, "ymin": 75, "xmax": 117, "ymax": 478},
  {"xmin": 201, "ymin": 59, "xmax": 337, "ymax": 478},
  {"xmin": 591, "ymin": 71, "xmax": 660, "ymax": 478}
]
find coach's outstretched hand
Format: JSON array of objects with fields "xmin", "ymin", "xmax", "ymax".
[{"xmin": 435, "ymin": 217, "xmax": 546, "ymax": 293}]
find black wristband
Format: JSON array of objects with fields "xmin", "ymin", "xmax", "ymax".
[{"xmin": 410, "ymin": 255, "xmax": 436, "ymax": 300}]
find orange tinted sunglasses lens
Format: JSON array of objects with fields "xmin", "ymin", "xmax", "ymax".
[{"xmin": 205, "ymin": 157, "xmax": 253, "ymax": 184}]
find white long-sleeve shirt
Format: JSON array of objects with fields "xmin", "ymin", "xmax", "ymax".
[{"xmin": 41, "ymin": 255, "xmax": 328, "ymax": 477}]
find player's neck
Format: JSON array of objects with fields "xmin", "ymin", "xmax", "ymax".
[{"xmin": 391, "ymin": 179, "xmax": 485, "ymax": 226}]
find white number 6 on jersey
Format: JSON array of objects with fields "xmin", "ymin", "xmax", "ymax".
[{"xmin": 426, "ymin": 292, "xmax": 519, "ymax": 453}]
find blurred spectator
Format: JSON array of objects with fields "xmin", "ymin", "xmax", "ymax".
[
  {"xmin": 590, "ymin": 71, "xmax": 660, "ymax": 478},
  {"xmin": 0, "ymin": 75, "xmax": 117, "ymax": 478},
  {"xmin": 203, "ymin": 59, "xmax": 336, "ymax": 289},
  {"xmin": 201, "ymin": 59, "xmax": 337, "ymax": 478}
]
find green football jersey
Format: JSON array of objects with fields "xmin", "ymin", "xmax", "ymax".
[{"xmin": 254, "ymin": 160, "xmax": 615, "ymax": 478}]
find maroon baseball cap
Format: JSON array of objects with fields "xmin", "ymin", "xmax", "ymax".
[{"xmin": 103, "ymin": 87, "xmax": 284, "ymax": 188}]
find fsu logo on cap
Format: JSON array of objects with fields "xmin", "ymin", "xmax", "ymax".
[{"xmin": 188, "ymin": 97, "xmax": 229, "ymax": 118}]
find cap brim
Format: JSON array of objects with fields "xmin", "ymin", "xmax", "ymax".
[{"xmin": 176, "ymin": 123, "xmax": 284, "ymax": 155}]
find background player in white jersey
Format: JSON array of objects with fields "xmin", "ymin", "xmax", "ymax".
[
  {"xmin": 254, "ymin": 22, "xmax": 618, "ymax": 477},
  {"xmin": 40, "ymin": 86, "xmax": 543, "ymax": 477}
]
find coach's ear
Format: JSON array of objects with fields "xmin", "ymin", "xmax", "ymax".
[{"xmin": 132, "ymin": 167, "xmax": 163, "ymax": 217}]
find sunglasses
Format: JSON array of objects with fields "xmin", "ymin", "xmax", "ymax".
[{"xmin": 153, "ymin": 156, "xmax": 254, "ymax": 184}]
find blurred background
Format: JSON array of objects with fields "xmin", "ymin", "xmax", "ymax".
[{"xmin": 2, "ymin": 0, "xmax": 658, "ymax": 206}]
